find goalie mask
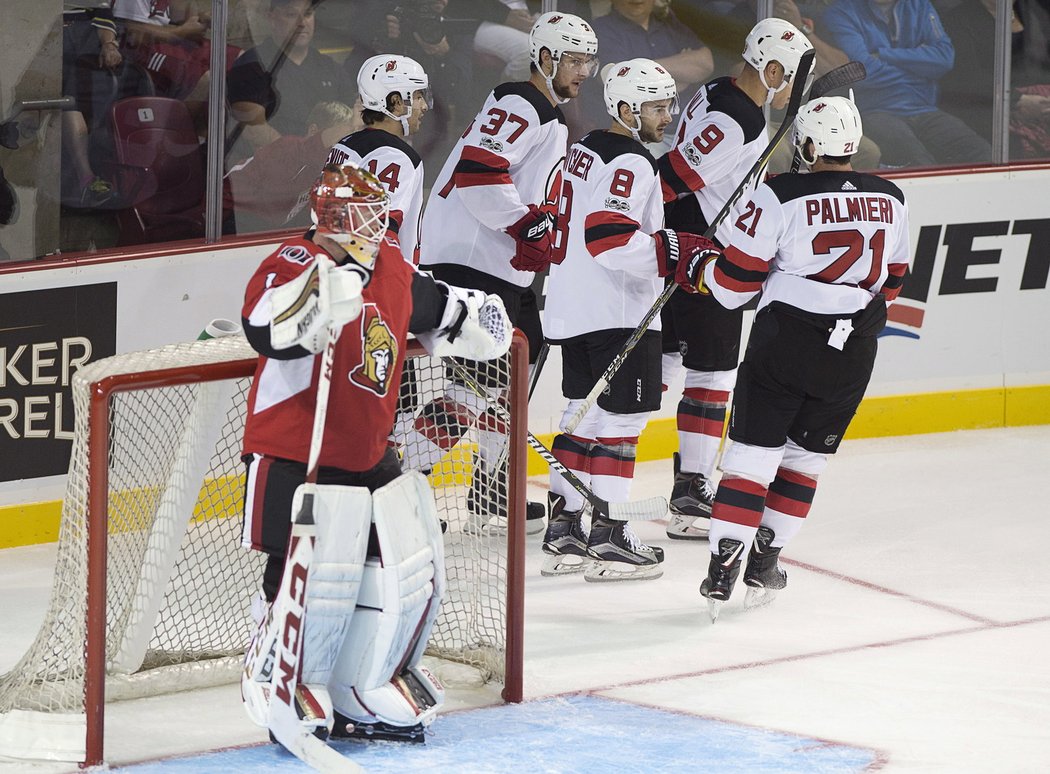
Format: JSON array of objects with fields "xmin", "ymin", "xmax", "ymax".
[
  {"xmin": 742, "ymin": 18, "xmax": 814, "ymax": 104},
  {"xmin": 357, "ymin": 55, "xmax": 432, "ymax": 136},
  {"xmin": 529, "ymin": 12, "xmax": 599, "ymax": 104},
  {"xmin": 603, "ymin": 59, "xmax": 679, "ymax": 143},
  {"xmin": 310, "ymin": 163, "xmax": 389, "ymax": 269},
  {"xmin": 794, "ymin": 96, "xmax": 863, "ymax": 166}
]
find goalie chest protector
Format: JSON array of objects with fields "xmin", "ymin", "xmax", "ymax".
[{"xmin": 243, "ymin": 237, "xmax": 414, "ymax": 472}]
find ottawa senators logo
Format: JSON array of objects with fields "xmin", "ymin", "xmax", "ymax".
[
  {"xmin": 349, "ymin": 305, "xmax": 398, "ymax": 397},
  {"xmin": 385, "ymin": 59, "xmax": 398, "ymax": 72}
]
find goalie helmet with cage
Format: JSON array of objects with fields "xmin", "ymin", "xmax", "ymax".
[
  {"xmin": 793, "ymin": 96, "xmax": 863, "ymax": 166},
  {"xmin": 742, "ymin": 17, "xmax": 813, "ymax": 103},
  {"xmin": 357, "ymin": 54, "xmax": 432, "ymax": 135},
  {"xmin": 603, "ymin": 58, "xmax": 679, "ymax": 140},
  {"xmin": 529, "ymin": 12, "xmax": 599, "ymax": 102},
  {"xmin": 310, "ymin": 162, "xmax": 389, "ymax": 268}
]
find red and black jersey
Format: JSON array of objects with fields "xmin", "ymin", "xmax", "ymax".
[
  {"xmin": 242, "ymin": 235, "xmax": 441, "ymax": 472},
  {"xmin": 706, "ymin": 170, "xmax": 911, "ymax": 314},
  {"xmin": 544, "ymin": 130, "xmax": 665, "ymax": 341},
  {"xmin": 326, "ymin": 128, "xmax": 425, "ymax": 264}
]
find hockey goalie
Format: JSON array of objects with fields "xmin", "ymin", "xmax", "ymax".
[{"xmin": 237, "ymin": 163, "xmax": 512, "ymax": 756}]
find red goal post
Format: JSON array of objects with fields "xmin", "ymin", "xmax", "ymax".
[{"xmin": 0, "ymin": 332, "xmax": 527, "ymax": 766}]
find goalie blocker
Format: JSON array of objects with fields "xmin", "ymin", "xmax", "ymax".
[{"xmin": 243, "ymin": 472, "xmax": 446, "ymax": 743}]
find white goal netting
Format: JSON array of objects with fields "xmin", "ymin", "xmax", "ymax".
[{"xmin": 0, "ymin": 334, "xmax": 525, "ymax": 763}]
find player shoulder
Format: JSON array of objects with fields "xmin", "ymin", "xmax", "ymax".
[
  {"xmin": 332, "ymin": 128, "xmax": 422, "ymax": 168},
  {"xmin": 766, "ymin": 171, "xmax": 906, "ymax": 205},
  {"xmin": 579, "ymin": 130, "xmax": 658, "ymax": 174},
  {"xmin": 492, "ymin": 82, "xmax": 566, "ymax": 127},
  {"xmin": 702, "ymin": 77, "xmax": 765, "ymax": 143}
]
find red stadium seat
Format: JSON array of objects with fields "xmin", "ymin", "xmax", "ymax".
[{"xmin": 108, "ymin": 96, "xmax": 206, "ymax": 245}]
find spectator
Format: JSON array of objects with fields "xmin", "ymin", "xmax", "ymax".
[
  {"xmin": 822, "ymin": 0, "xmax": 992, "ymax": 166},
  {"xmin": 583, "ymin": 0, "xmax": 714, "ymax": 152},
  {"xmin": 225, "ymin": 100, "xmax": 361, "ymax": 234},
  {"xmin": 112, "ymin": 0, "xmax": 210, "ymax": 96},
  {"xmin": 61, "ymin": 4, "xmax": 124, "ymax": 208},
  {"xmin": 227, "ymin": 0, "xmax": 354, "ymax": 157},
  {"xmin": 768, "ymin": 0, "xmax": 882, "ymax": 170},
  {"xmin": 472, "ymin": 1, "xmax": 536, "ymax": 82},
  {"xmin": 937, "ymin": 0, "xmax": 1050, "ymax": 159}
]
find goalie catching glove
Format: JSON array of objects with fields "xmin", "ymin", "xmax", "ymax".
[
  {"xmin": 655, "ymin": 229, "xmax": 721, "ymax": 295},
  {"xmin": 507, "ymin": 204, "xmax": 556, "ymax": 272},
  {"xmin": 416, "ymin": 283, "xmax": 512, "ymax": 361},
  {"xmin": 269, "ymin": 255, "xmax": 366, "ymax": 353}
]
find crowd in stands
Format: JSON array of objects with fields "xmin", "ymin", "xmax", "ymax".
[{"xmin": 5, "ymin": 0, "xmax": 1047, "ymax": 258}]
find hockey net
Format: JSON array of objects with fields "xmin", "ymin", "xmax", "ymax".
[{"xmin": 0, "ymin": 333, "xmax": 527, "ymax": 764}]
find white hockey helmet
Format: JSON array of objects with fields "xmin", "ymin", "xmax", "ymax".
[
  {"xmin": 793, "ymin": 96, "xmax": 864, "ymax": 163},
  {"xmin": 742, "ymin": 17, "xmax": 814, "ymax": 101},
  {"xmin": 530, "ymin": 12, "xmax": 599, "ymax": 103},
  {"xmin": 357, "ymin": 54, "xmax": 431, "ymax": 134},
  {"xmin": 603, "ymin": 59, "xmax": 679, "ymax": 140}
]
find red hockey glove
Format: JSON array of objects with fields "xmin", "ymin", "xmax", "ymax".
[
  {"xmin": 655, "ymin": 229, "xmax": 721, "ymax": 294},
  {"xmin": 508, "ymin": 205, "xmax": 555, "ymax": 272}
]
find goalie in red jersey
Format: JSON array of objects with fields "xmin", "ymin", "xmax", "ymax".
[{"xmin": 238, "ymin": 163, "xmax": 512, "ymax": 744}]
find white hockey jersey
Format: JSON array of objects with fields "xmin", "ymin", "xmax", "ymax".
[
  {"xmin": 544, "ymin": 131, "xmax": 665, "ymax": 341},
  {"xmin": 419, "ymin": 81, "xmax": 568, "ymax": 288},
  {"xmin": 326, "ymin": 127, "xmax": 424, "ymax": 264},
  {"xmin": 706, "ymin": 170, "xmax": 911, "ymax": 315},
  {"xmin": 659, "ymin": 77, "xmax": 768, "ymax": 247}
]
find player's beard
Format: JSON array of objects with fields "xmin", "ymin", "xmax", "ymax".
[{"xmin": 639, "ymin": 122, "xmax": 666, "ymax": 144}]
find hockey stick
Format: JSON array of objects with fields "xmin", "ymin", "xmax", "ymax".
[
  {"xmin": 789, "ymin": 60, "xmax": 867, "ymax": 173},
  {"xmin": 561, "ymin": 49, "xmax": 817, "ymax": 436},
  {"xmin": 528, "ymin": 341, "xmax": 549, "ymax": 401},
  {"xmin": 446, "ymin": 358, "xmax": 668, "ymax": 522},
  {"xmin": 266, "ymin": 322, "xmax": 363, "ymax": 774}
]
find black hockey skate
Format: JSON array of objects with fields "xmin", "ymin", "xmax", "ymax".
[
  {"xmin": 584, "ymin": 516, "xmax": 664, "ymax": 582},
  {"xmin": 466, "ymin": 455, "xmax": 545, "ymax": 535},
  {"xmin": 540, "ymin": 493, "xmax": 589, "ymax": 576},
  {"xmin": 666, "ymin": 452, "xmax": 714, "ymax": 541},
  {"xmin": 743, "ymin": 526, "xmax": 787, "ymax": 610},
  {"xmin": 700, "ymin": 538, "xmax": 745, "ymax": 621}
]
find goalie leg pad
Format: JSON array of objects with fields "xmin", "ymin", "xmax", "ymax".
[
  {"xmin": 241, "ymin": 484, "xmax": 372, "ymax": 733},
  {"xmin": 329, "ymin": 472, "xmax": 446, "ymax": 733}
]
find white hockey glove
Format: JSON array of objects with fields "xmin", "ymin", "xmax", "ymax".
[
  {"xmin": 416, "ymin": 283, "xmax": 512, "ymax": 361},
  {"xmin": 269, "ymin": 256, "xmax": 364, "ymax": 354}
]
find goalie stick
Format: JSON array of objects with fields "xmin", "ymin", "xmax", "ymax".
[
  {"xmin": 446, "ymin": 359, "xmax": 668, "ymax": 522},
  {"xmin": 560, "ymin": 49, "xmax": 817, "ymax": 436},
  {"xmin": 789, "ymin": 60, "xmax": 867, "ymax": 173},
  {"xmin": 265, "ymin": 321, "xmax": 363, "ymax": 774}
]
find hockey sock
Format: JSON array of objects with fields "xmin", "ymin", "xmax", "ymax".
[
  {"xmin": 759, "ymin": 467, "xmax": 818, "ymax": 549},
  {"xmin": 707, "ymin": 475, "xmax": 768, "ymax": 552},
  {"xmin": 398, "ymin": 396, "xmax": 477, "ymax": 472},
  {"xmin": 550, "ymin": 433, "xmax": 593, "ymax": 512},
  {"xmin": 589, "ymin": 436, "xmax": 638, "ymax": 504},
  {"xmin": 677, "ymin": 387, "xmax": 729, "ymax": 478}
]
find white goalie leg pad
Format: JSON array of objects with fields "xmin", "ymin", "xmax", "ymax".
[
  {"xmin": 329, "ymin": 472, "xmax": 446, "ymax": 729},
  {"xmin": 241, "ymin": 485, "xmax": 372, "ymax": 733}
]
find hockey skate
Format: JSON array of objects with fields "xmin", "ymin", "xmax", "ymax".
[
  {"xmin": 666, "ymin": 453, "xmax": 714, "ymax": 540},
  {"xmin": 465, "ymin": 454, "xmax": 545, "ymax": 535},
  {"xmin": 331, "ymin": 712, "xmax": 426, "ymax": 744},
  {"xmin": 584, "ymin": 516, "xmax": 664, "ymax": 582},
  {"xmin": 541, "ymin": 493, "xmax": 590, "ymax": 576},
  {"xmin": 700, "ymin": 538, "xmax": 745, "ymax": 622},
  {"xmin": 743, "ymin": 526, "xmax": 787, "ymax": 610}
]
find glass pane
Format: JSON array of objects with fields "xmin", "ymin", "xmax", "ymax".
[{"xmin": 1005, "ymin": 0, "xmax": 1050, "ymax": 161}]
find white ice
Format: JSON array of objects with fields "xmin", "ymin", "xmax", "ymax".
[{"xmin": 1, "ymin": 426, "xmax": 1048, "ymax": 773}]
